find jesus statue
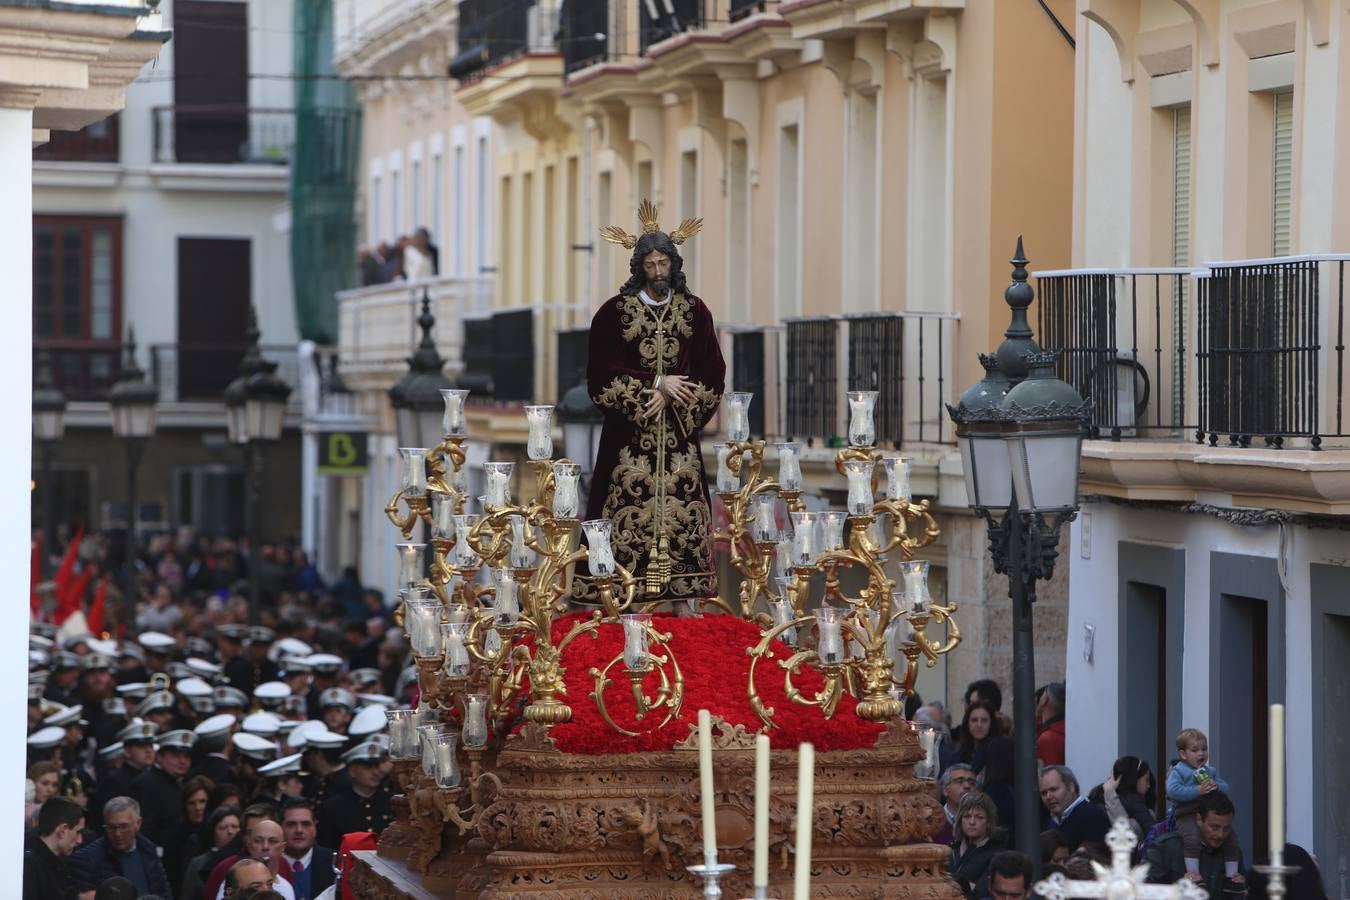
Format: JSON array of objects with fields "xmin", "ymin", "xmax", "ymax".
[{"xmin": 577, "ymin": 200, "xmax": 726, "ymax": 605}]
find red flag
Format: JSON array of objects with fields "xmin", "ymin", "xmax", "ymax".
[
  {"xmin": 52, "ymin": 524, "xmax": 83, "ymax": 601},
  {"xmin": 57, "ymin": 565, "xmax": 94, "ymax": 625},
  {"xmin": 87, "ymin": 575, "xmax": 109, "ymax": 635},
  {"xmin": 30, "ymin": 534, "xmax": 40, "ymax": 614}
]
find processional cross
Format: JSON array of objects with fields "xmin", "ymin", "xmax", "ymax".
[{"xmin": 1034, "ymin": 819, "xmax": 1210, "ymax": 900}]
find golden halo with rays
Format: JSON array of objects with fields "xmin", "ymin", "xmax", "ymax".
[{"xmin": 599, "ymin": 199, "xmax": 703, "ymax": 250}]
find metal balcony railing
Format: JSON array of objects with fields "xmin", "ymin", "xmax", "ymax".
[
  {"xmin": 458, "ymin": 308, "xmax": 536, "ymax": 403},
  {"xmin": 729, "ymin": 0, "xmax": 771, "ymax": 22},
  {"xmin": 337, "ymin": 278, "xmax": 492, "ymax": 385},
  {"xmin": 34, "ymin": 341, "xmax": 123, "ymax": 401},
  {"xmin": 641, "ymin": 0, "xmax": 705, "ymax": 53},
  {"xmin": 1035, "ymin": 268, "xmax": 1198, "ymax": 440},
  {"xmin": 555, "ymin": 328, "xmax": 589, "ymax": 397},
  {"xmin": 454, "ymin": 0, "xmax": 532, "ymax": 82},
  {"xmin": 151, "ymin": 105, "xmax": 295, "ymax": 165},
  {"xmin": 1036, "ymin": 256, "xmax": 1350, "ymax": 449},
  {"xmin": 846, "ymin": 312, "xmax": 958, "ymax": 447},
  {"xmin": 1198, "ymin": 255, "xmax": 1348, "ymax": 448},
  {"xmin": 562, "ymin": 0, "xmax": 610, "ymax": 74},
  {"xmin": 784, "ymin": 317, "xmax": 838, "ymax": 444},
  {"xmin": 149, "ymin": 343, "xmax": 302, "ymax": 404}
]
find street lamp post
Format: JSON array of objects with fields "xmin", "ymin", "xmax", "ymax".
[
  {"xmin": 389, "ymin": 289, "xmax": 456, "ymax": 449},
  {"xmin": 947, "ymin": 240, "xmax": 1090, "ymax": 874},
  {"xmin": 109, "ymin": 330, "xmax": 160, "ymax": 634},
  {"xmin": 33, "ymin": 349, "xmax": 68, "ymax": 578},
  {"xmin": 225, "ymin": 307, "xmax": 292, "ymax": 626}
]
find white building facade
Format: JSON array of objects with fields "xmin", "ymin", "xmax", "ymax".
[
  {"xmin": 1047, "ymin": 0, "xmax": 1350, "ymax": 886},
  {"xmin": 33, "ymin": 0, "xmax": 303, "ymax": 540}
]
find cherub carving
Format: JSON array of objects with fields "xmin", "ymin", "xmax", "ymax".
[{"xmin": 616, "ymin": 799, "xmax": 672, "ymax": 871}]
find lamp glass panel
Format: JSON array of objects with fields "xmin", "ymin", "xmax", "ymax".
[
  {"xmin": 34, "ymin": 410, "xmax": 65, "ymax": 442},
  {"xmin": 114, "ymin": 403, "xmax": 156, "ymax": 439},
  {"xmin": 417, "ymin": 408, "xmax": 443, "ymax": 450},
  {"xmin": 394, "ymin": 407, "xmax": 418, "ymax": 449},
  {"xmin": 226, "ymin": 403, "xmax": 248, "ymax": 445},
  {"xmin": 1007, "ymin": 431, "xmax": 1083, "ymax": 512},
  {"xmin": 246, "ymin": 397, "xmax": 285, "ymax": 442},
  {"xmin": 969, "ymin": 433, "xmax": 1012, "ymax": 509}
]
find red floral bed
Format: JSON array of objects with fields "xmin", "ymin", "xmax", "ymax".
[{"xmin": 538, "ymin": 612, "xmax": 886, "ymax": 755}]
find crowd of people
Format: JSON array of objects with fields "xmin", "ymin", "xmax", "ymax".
[
  {"xmin": 22, "ymin": 527, "xmax": 1331, "ymax": 900},
  {"xmin": 357, "ymin": 228, "xmax": 439, "ymax": 286},
  {"xmin": 914, "ymin": 679, "xmax": 1329, "ymax": 899},
  {"xmin": 25, "ymin": 527, "xmax": 403, "ymax": 899}
]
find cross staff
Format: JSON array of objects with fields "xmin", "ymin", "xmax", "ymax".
[{"xmin": 1034, "ymin": 819, "xmax": 1210, "ymax": 900}]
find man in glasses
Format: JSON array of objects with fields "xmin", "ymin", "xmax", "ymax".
[{"xmin": 934, "ymin": 763, "xmax": 977, "ymax": 845}]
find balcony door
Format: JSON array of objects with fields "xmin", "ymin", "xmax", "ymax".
[
  {"xmin": 176, "ymin": 237, "xmax": 251, "ymax": 400},
  {"xmin": 33, "ymin": 215, "xmax": 123, "ymax": 400},
  {"xmin": 173, "ymin": 0, "xmax": 247, "ymax": 163}
]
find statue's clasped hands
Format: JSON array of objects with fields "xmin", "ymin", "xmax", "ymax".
[{"xmin": 642, "ymin": 374, "xmax": 696, "ymax": 419}]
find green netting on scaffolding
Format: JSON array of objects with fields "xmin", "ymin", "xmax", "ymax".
[{"xmin": 290, "ymin": 0, "xmax": 361, "ymax": 345}]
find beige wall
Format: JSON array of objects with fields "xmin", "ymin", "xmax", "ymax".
[{"xmin": 1073, "ymin": 0, "xmax": 1350, "ymax": 265}]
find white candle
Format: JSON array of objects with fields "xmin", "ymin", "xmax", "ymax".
[
  {"xmin": 698, "ymin": 709, "xmax": 718, "ymax": 865},
  {"xmin": 1270, "ymin": 703, "xmax": 1284, "ymax": 856},
  {"xmin": 441, "ymin": 388, "xmax": 468, "ymax": 437},
  {"xmin": 524, "ymin": 405, "xmax": 555, "ymax": 460},
  {"xmin": 793, "ymin": 743, "xmax": 814, "ymax": 900},
  {"xmin": 754, "ymin": 734, "xmax": 770, "ymax": 890}
]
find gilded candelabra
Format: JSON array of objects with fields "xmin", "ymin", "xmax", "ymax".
[{"xmin": 720, "ymin": 390, "xmax": 960, "ymax": 727}]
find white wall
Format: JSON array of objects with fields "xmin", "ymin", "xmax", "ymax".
[
  {"xmin": 1064, "ymin": 500, "xmax": 1336, "ymax": 854},
  {"xmin": 1078, "ymin": 22, "xmax": 1134, "ymax": 267},
  {"xmin": 33, "ymin": 0, "xmax": 298, "ymax": 353}
]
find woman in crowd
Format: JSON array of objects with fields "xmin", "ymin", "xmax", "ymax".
[
  {"xmin": 955, "ymin": 700, "xmax": 1001, "ymax": 774},
  {"xmin": 1088, "ymin": 755, "xmax": 1157, "ymax": 838},
  {"xmin": 1040, "ymin": 829, "xmax": 1071, "ymax": 868},
  {"xmin": 948, "ymin": 790, "xmax": 1005, "ymax": 897},
  {"xmin": 178, "ymin": 803, "xmax": 241, "ymax": 900},
  {"xmin": 24, "ymin": 761, "xmax": 60, "ymax": 828},
  {"xmin": 179, "ymin": 776, "xmax": 216, "ymax": 862}
]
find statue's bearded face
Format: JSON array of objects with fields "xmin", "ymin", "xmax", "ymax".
[{"xmin": 642, "ymin": 250, "xmax": 672, "ymax": 296}]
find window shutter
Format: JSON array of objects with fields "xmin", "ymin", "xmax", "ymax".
[
  {"xmin": 1272, "ymin": 90, "xmax": 1294, "ymax": 256},
  {"xmin": 1171, "ymin": 106, "xmax": 1191, "ymax": 270}
]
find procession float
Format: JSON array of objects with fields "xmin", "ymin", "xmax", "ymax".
[{"xmin": 351, "ymin": 359, "xmax": 965, "ymax": 899}]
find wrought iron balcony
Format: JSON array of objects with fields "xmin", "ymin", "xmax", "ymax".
[
  {"xmin": 453, "ymin": 0, "xmax": 533, "ymax": 82},
  {"xmin": 459, "ymin": 308, "xmax": 536, "ymax": 403},
  {"xmin": 33, "ymin": 340, "xmax": 304, "ymax": 406},
  {"xmin": 1036, "ymin": 255, "xmax": 1350, "ymax": 449},
  {"xmin": 1198, "ymin": 255, "xmax": 1348, "ymax": 448},
  {"xmin": 151, "ymin": 105, "xmax": 295, "ymax": 165},
  {"xmin": 641, "ymin": 0, "xmax": 706, "ymax": 53},
  {"xmin": 1035, "ymin": 267, "xmax": 1197, "ymax": 441},
  {"xmin": 149, "ymin": 342, "xmax": 302, "ymax": 404},
  {"xmin": 730, "ymin": 0, "xmax": 771, "ymax": 22},
  {"xmin": 34, "ymin": 341, "xmax": 123, "ymax": 401},
  {"xmin": 336, "ymin": 277, "xmax": 493, "ymax": 386},
  {"xmin": 755, "ymin": 313, "xmax": 958, "ymax": 447},
  {"xmin": 561, "ymin": 0, "xmax": 610, "ymax": 74}
]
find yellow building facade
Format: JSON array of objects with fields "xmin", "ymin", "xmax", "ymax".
[{"xmin": 334, "ymin": 0, "xmax": 1079, "ymax": 706}]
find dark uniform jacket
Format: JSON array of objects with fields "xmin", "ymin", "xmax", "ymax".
[
  {"xmin": 190, "ymin": 753, "xmax": 237, "ymax": 788},
  {"xmin": 67, "ymin": 834, "xmax": 172, "ymax": 896},
  {"xmin": 226, "ymin": 656, "xmax": 279, "ymax": 694},
  {"xmin": 129, "ymin": 764, "xmax": 185, "ymax": 885},
  {"xmin": 23, "ymin": 840, "xmax": 78, "ymax": 900},
  {"xmin": 318, "ymin": 783, "xmax": 393, "ymax": 851},
  {"xmin": 310, "ymin": 766, "xmax": 350, "ymax": 810}
]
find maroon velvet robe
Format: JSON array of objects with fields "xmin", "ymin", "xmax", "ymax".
[{"xmin": 579, "ymin": 291, "xmax": 725, "ymax": 603}]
